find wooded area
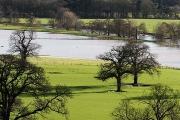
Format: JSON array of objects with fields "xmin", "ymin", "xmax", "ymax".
[{"xmin": 0, "ymin": 0, "xmax": 180, "ymax": 19}]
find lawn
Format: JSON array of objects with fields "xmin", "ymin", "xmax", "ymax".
[{"xmin": 25, "ymin": 57, "xmax": 180, "ymax": 120}]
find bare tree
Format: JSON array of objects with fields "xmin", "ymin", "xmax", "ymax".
[
  {"xmin": 0, "ymin": 54, "xmax": 72, "ymax": 120},
  {"xmin": 26, "ymin": 15, "xmax": 36, "ymax": 27},
  {"xmin": 89, "ymin": 19, "xmax": 106, "ymax": 35},
  {"xmin": 95, "ymin": 46, "xmax": 131, "ymax": 92},
  {"xmin": 48, "ymin": 10, "xmax": 57, "ymax": 28},
  {"xmin": 59, "ymin": 11, "xmax": 78, "ymax": 30},
  {"xmin": 104, "ymin": 18, "xmax": 114, "ymax": 36},
  {"xmin": 124, "ymin": 20, "xmax": 137, "ymax": 39},
  {"xmin": 138, "ymin": 22, "xmax": 147, "ymax": 37},
  {"xmin": 8, "ymin": 30, "xmax": 41, "ymax": 61},
  {"xmin": 111, "ymin": 99, "xmax": 152, "ymax": 120},
  {"xmin": 125, "ymin": 41, "xmax": 160, "ymax": 85},
  {"xmin": 165, "ymin": 22, "xmax": 180, "ymax": 44},
  {"xmin": 143, "ymin": 84, "xmax": 180, "ymax": 120},
  {"xmin": 111, "ymin": 84, "xmax": 180, "ymax": 120},
  {"xmin": 154, "ymin": 22, "xmax": 168, "ymax": 42},
  {"xmin": 74, "ymin": 19, "xmax": 84, "ymax": 31},
  {"xmin": 113, "ymin": 19, "xmax": 125, "ymax": 37}
]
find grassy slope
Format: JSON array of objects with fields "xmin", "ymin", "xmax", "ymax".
[{"xmin": 25, "ymin": 57, "xmax": 180, "ymax": 120}]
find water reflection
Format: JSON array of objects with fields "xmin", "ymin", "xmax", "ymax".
[{"xmin": 0, "ymin": 30, "xmax": 180, "ymax": 67}]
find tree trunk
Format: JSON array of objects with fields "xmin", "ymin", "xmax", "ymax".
[
  {"xmin": 133, "ymin": 73, "xmax": 138, "ymax": 85},
  {"xmin": 116, "ymin": 76, "xmax": 122, "ymax": 92},
  {"xmin": 2, "ymin": 110, "xmax": 10, "ymax": 120}
]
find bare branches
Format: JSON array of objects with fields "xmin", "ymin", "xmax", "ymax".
[
  {"xmin": 96, "ymin": 45, "xmax": 132, "ymax": 92},
  {"xmin": 8, "ymin": 30, "xmax": 41, "ymax": 61},
  {"xmin": 0, "ymin": 55, "xmax": 72, "ymax": 120},
  {"xmin": 96, "ymin": 41, "xmax": 160, "ymax": 91},
  {"xmin": 112, "ymin": 84, "xmax": 180, "ymax": 120}
]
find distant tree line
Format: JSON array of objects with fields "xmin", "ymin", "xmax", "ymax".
[
  {"xmin": 154, "ymin": 22, "xmax": 180, "ymax": 44},
  {"xmin": 0, "ymin": 0, "xmax": 180, "ymax": 19},
  {"xmin": 85, "ymin": 19, "xmax": 147, "ymax": 40},
  {"xmin": 66, "ymin": 0, "xmax": 180, "ymax": 19}
]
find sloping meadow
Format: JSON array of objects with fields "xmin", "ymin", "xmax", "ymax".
[{"xmin": 24, "ymin": 57, "xmax": 180, "ymax": 120}]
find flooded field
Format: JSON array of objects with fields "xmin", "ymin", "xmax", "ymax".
[{"xmin": 0, "ymin": 30, "xmax": 180, "ymax": 67}]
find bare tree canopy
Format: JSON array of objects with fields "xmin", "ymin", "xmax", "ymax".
[
  {"xmin": 0, "ymin": 54, "xmax": 72, "ymax": 120},
  {"xmin": 111, "ymin": 84, "xmax": 180, "ymax": 120},
  {"xmin": 95, "ymin": 45, "xmax": 131, "ymax": 92},
  {"xmin": 8, "ymin": 30, "xmax": 41, "ymax": 61},
  {"xmin": 96, "ymin": 41, "xmax": 160, "ymax": 92},
  {"xmin": 125, "ymin": 41, "xmax": 160, "ymax": 85}
]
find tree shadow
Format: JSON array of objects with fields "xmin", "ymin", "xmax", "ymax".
[{"xmin": 68, "ymin": 85, "xmax": 117, "ymax": 94}]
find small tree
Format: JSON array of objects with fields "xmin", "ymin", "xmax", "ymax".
[
  {"xmin": 165, "ymin": 22, "xmax": 180, "ymax": 44},
  {"xmin": 104, "ymin": 18, "xmax": 113, "ymax": 36},
  {"xmin": 138, "ymin": 22, "xmax": 147, "ymax": 39},
  {"xmin": 143, "ymin": 84, "xmax": 180, "ymax": 120},
  {"xmin": 0, "ymin": 6, "xmax": 4, "ymax": 23},
  {"xmin": 95, "ymin": 46, "xmax": 131, "ymax": 92},
  {"xmin": 74, "ymin": 19, "xmax": 84, "ymax": 31},
  {"xmin": 48, "ymin": 10, "xmax": 57, "ymax": 28},
  {"xmin": 112, "ymin": 19, "xmax": 125, "ymax": 37},
  {"xmin": 0, "ymin": 54, "xmax": 72, "ymax": 120},
  {"xmin": 26, "ymin": 15, "xmax": 36, "ymax": 27},
  {"xmin": 8, "ymin": 30, "xmax": 41, "ymax": 61},
  {"xmin": 154, "ymin": 22, "xmax": 168, "ymax": 42},
  {"xmin": 60, "ymin": 11, "xmax": 78, "ymax": 30},
  {"xmin": 111, "ymin": 84, "xmax": 180, "ymax": 120},
  {"xmin": 111, "ymin": 99, "xmax": 152, "ymax": 120},
  {"xmin": 125, "ymin": 41, "xmax": 160, "ymax": 85},
  {"xmin": 91, "ymin": 19, "xmax": 106, "ymax": 35}
]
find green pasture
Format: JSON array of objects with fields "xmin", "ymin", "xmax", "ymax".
[
  {"xmin": 81, "ymin": 18, "xmax": 180, "ymax": 33},
  {"xmin": 24, "ymin": 57, "xmax": 180, "ymax": 120},
  {"xmin": 130, "ymin": 19, "xmax": 180, "ymax": 33},
  {"xmin": 1, "ymin": 18, "xmax": 180, "ymax": 34}
]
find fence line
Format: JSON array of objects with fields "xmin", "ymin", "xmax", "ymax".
[
  {"xmin": 32, "ymin": 61, "xmax": 180, "ymax": 70},
  {"xmin": 32, "ymin": 61, "xmax": 101, "ymax": 66},
  {"xmin": 36, "ymin": 38, "xmax": 98, "ymax": 40}
]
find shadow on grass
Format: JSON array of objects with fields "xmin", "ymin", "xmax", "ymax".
[
  {"xmin": 68, "ymin": 85, "xmax": 117, "ymax": 94},
  {"xmin": 21, "ymin": 85, "xmax": 117, "ymax": 97}
]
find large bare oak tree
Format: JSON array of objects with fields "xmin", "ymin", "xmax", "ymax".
[
  {"xmin": 96, "ymin": 46, "xmax": 131, "ymax": 92},
  {"xmin": 96, "ymin": 41, "xmax": 160, "ymax": 92},
  {"xmin": 3, "ymin": 29, "xmax": 72, "ymax": 119},
  {"xmin": 8, "ymin": 30, "xmax": 41, "ymax": 61},
  {"xmin": 0, "ymin": 55, "xmax": 72, "ymax": 120},
  {"xmin": 125, "ymin": 41, "xmax": 160, "ymax": 85}
]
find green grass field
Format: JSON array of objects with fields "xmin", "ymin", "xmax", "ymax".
[
  {"xmin": 25, "ymin": 57, "xmax": 180, "ymax": 120},
  {"xmin": 81, "ymin": 18, "xmax": 180, "ymax": 33},
  {"xmin": 1, "ymin": 18, "xmax": 180, "ymax": 34}
]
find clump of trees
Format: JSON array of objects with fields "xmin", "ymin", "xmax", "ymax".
[
  {"xmin": 0, "ymin": 30, "xmax": 72, "ymax": 120},
  {"xmin": 154, "ymin": 22, "xmax": 180, "ymax": 44},
  {"xmin": 86, "ymin": 19, "xmax": 146, "ymax": 39},
  {"xmin": 95, "ymin": 41, "xmax": 160, "ymax": 92},
  {"xmin": 111, "ymin": 84, "xmax": 180, "ymax": 120},
  {"xmin": 48, "ymin": 7, "xmax": 83, "ymax": 30}
]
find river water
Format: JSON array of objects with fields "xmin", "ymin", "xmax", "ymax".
[{"xmin": 0, "ymin": 30, "xmax": 180, "ymax": 67}]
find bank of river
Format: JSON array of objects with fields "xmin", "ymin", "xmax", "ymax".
[{"xmin": 0, "ymin": 30, "xmax": 180, "ymax": 67}]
